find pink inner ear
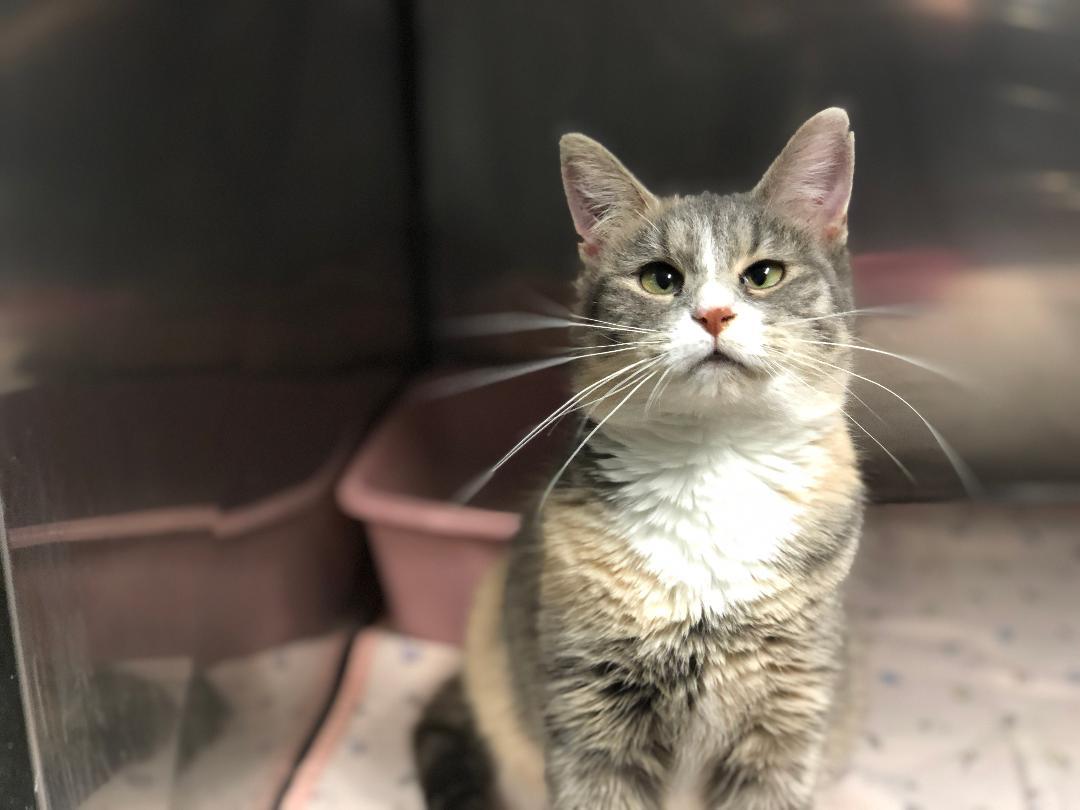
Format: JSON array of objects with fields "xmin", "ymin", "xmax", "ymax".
[
  {"xmin": 769, "ymin": 136, "xmax": 852, "ymax": 236},
  {"xmin": 803, "ymin": 131, "xmax": 852, "ymax": 228},
  {"xmin": 824, "ymin": 212, "xmax": 848, "ymax": 240},
  {"xmin": 561, "ymin": 164, "xmax": 601, "ymax": 245},
  {"xmin": 820, "ymin": 160, "xmax": 852, "ymax": 221}
]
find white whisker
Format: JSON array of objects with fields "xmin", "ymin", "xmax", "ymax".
[
  {"xmin": 788, "ymin": 338, "xmax": 963, "ymax": 383},
  {"xmin": 577, "ymin": 357, "xmax": 665, "ymax": 413},
  {"xmin": 779, "ymin": 350, "xmax": 888, "ymax": 425},
  {"xmin": 538, "ymin": 369, "xmax": 660, "ymax": 508},
  {"xmin": 838, "ymin": 408, "xmax": 915, "ymax": 486},
  {"xmin": 645, "ymin": 365, "xmax": 674, "ymax": 415},
  {"xmin": 417, "ymin": 344, "xmax": 658, "ymax": 399},
  {"xmin": 655, "ymin": 364, "xmax": 677, "ymax": 404},
  {"xmin": 453, "ymin": 355, "xmax": 661, "ymax": 503},
  {"xmin": 776, "ymin": 305, "xmax": 918, "ymax": 326},
  {"xmin": 841, "ymin": 409, "xmax": 916, "ymax": 484},
  {"xmin": 845, "ymin": 387, "xmax": 888, "ymax": 426},
  {"xmin": 519, "ymin": 291, "xmax": 575, "ymax": 319},
  {"xmin": 440, "ymin": 312, "xmax": 575, "ymax": 337},
  {"xmin": 773, "ymin": 356, "xmax": 914, "ymax": 483},
  {"xmin": 786, "ymin": 350, "xmax": 981, "ymax": 497},
  {"xmin": 569, "ymin": 312, "xmax": 662, "ymax": 334},
  {"xmin": 561, "ymin": 343, "xmax": 669, "ymax": 354},
  {"xmin": 441, "ymin": 312, "xmax": 656, "ymax": 338}
]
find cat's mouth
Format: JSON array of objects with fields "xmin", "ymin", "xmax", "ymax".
[{"xmin": 696, "ymin": 348, "xmax": 747, "ymax": 370}]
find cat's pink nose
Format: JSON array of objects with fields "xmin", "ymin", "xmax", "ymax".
[{"xmin": 694, "ymin": 306, "xmax": 736, "ymax": 337}]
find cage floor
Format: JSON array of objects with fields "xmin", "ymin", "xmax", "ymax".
[
  {"xmin": 80, "ymin": 629, "xmax": 349, "ymax": 810},
  {"xmin": 283, "ymin": 502, "xmax": 1080, "ymax": 810}
]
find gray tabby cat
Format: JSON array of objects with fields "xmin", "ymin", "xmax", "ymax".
[{"xmin": 415, "ymin": 108, "xmax": 864, "ymax": 810}]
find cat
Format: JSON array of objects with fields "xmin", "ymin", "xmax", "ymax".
[{"xmin": 415, "ymin": 108, "xmax": 864, "ymax": 810}]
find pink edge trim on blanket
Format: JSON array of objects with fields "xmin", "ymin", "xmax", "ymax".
[{"xmin": 281, "ymin": 630, "xmax": 381, "ymax": 810}]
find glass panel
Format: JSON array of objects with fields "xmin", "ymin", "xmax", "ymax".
[{"xmin": 1, "ymin": 0, "xmax": 405, "ymax": 806}]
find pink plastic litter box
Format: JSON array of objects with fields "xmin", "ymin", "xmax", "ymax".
[{"xmin": 336, "ymin": 368, "xmax": 569, "ymax": 644}]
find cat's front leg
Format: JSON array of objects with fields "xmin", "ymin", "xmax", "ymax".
[
  {"xmin": 705, "ymin": 724, "xmax": 825, "ymax": 810},
  {"xmin": 541, "ymin": 663, "xmax": 669, "ymax": 810},
  {"xmin": 545, "ymin": 745, "xmax": 662, "ymax": 810}
]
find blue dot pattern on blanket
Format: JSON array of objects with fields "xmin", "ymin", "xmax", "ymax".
[{"xmin": 294, "ymin": 502, "xmax": 1080, "ymax": 809}]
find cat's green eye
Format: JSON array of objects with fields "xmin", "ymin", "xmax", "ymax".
[
  {"xmin": 639, "ymin": 262, "xmax": 684, "ymax": 296},
  {"xmin": 741, "ymin": 260, "xmax": 786, "ymax": 290}
]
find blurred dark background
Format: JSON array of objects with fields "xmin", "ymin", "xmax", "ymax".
[{"xmin": 2, "ymin": 1, "xmax": 1079, "ymax": 807}]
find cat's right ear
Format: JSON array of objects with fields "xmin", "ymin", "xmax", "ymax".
[
  {"xmin": 753, "ymin": 108, "xmax": 855, "ymax": 244},
  {"xmin": 560, "ymin": 134, "xmax": 657, "ymax": 260}
]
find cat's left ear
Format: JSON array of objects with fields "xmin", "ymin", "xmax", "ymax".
[
  {"xmin": 753, "ymin": 108, "xmax": 855, "ymax": 244},
  {"xmin": 560, "ymin": 133, "xmax": 658, "ymax": 260}
]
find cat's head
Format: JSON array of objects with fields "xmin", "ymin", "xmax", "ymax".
[{"xmin": 560, "ymin": 108, "xmax": 856, "ymax": 426}]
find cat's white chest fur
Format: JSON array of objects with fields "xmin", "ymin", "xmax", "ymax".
[
  {"xmin": 592, "ymin": 421, "xmax": 827, "ymax": 808},
  {"xmin": 594, "ymin": 421, "xmax": 823, "ymax": 621}
]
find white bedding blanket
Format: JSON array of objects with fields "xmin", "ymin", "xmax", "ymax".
[{"xmin": 284, "ymin": 502, "xmax": 1080, "ymax": 810}]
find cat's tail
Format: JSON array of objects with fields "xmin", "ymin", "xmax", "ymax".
[{"xmin": 413, "ymin": 674, "xmax": 496, "ymax": 810}]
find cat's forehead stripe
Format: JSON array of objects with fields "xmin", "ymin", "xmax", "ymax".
[
  {"xmin": 658, "ymin": 200, "xmax": 792, "ymax": 280},
  {"xmin": 697, "ymin": 216, "xmax": 719, "ymax": 279}
]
